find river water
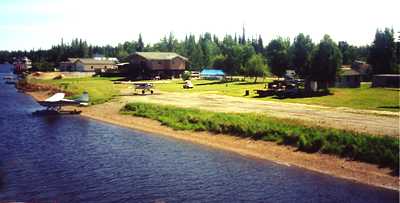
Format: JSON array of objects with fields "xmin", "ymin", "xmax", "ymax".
[{"xmin": 0, "ymin": 64, "xmax": 398, "ymax": 202}]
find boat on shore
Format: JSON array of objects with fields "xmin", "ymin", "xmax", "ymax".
[{"xmin": 3, "ymin": 75, "xmax": 17, "ymax": 84}]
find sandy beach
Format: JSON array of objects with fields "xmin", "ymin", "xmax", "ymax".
[{"xmin": 28, "ymin": 91, "xmax": 399, "ymax": 191}]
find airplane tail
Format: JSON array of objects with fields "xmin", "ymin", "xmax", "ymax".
[{"xmin": 75, "ymin": 91, "xmax": 89, "ymax": 103}]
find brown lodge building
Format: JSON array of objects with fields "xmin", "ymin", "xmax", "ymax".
[{"xmin": 126, "ymin": 52, "xmax": 188, "ymax": 79}]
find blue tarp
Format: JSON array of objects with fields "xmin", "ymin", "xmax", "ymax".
[{"xmin": 200, "ymin": 69, "xmax": 225, "ymax": 76}]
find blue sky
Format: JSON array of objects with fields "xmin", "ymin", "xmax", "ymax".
[{"xmin": 0, "ymin": 0, "xmax": 399, "ymax": 51}]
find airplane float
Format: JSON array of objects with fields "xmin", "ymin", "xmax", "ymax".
[{"xmin": 36, "ymin": 92, "xmax": 89, "ymax": 113}]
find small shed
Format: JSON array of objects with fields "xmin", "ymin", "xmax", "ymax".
[
  {"xmin": 200, "ymin": 69, "xmax": 225, "ymax": 80},
  {"xmin": 351, "ymin": 60, "xmax": 372, "ymax": 81},
  {"xmin": 371, "ymin": 74, "xmax": 400, "ymax": 88},
  {"xmin": 335, "ymin": 68, "xmax": 361, "ymax": 88}
]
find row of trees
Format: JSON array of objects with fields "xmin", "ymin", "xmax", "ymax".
[
  {"xmin": 0, "ymin": 28, "xmax": 398, "ymax": 82},
  {"xmin": 262, "ymin": 34, "xmax": 342, "ymax": 86}
]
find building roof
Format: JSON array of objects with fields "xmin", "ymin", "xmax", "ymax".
[
  {"xmin": 339, "ymin": 68, "xmax": 360, "ymax": 76},
  {"xmin": 353, "ymin": 60, "xmax": 367, "ymax": 64},
  {"xmin": 200, "ymin": 69, "xmax": 225, "ymax": 76},
  {"xmin": 133, "ymin": 52, "xmax": 188, "ymax": 61},
  {"xmin": 373, "ymin": 74, "xmax": 400, "ymax": 77},
  {"xmin": 75, "ymin": 58, "xmax": 116, "ymax": 65},
  {"xmin": 351, "ymin": 61, "xmax": 371, "ymax": 75},
  {"xmin": 116, "ymin": 62, "xmax": 130, "ymax": 66}
]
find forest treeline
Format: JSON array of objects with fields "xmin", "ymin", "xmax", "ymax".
[{"xmin": 0, "ymin": 28, "xmax": 399, "ymax": 81}]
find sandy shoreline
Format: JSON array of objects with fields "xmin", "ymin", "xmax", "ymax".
[{"xmin": 27, "ymin": 91, "xmax": 399, "ymax": 191}]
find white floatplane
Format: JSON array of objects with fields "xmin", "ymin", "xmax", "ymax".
[{"xmin": 36, "ymin": 92, "xmax": 89, "ymax": 113}]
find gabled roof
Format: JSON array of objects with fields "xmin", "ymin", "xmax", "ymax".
[
  {"xmin": 351, "ymin": 62, "xmax": 371, "ymax": 75},
  {"xmin": 133, "ymin": 52, "xmax": 188, "ymax": 61},
  {"xmin": 339, "ymin": 68, "xmax": 360, "ymax": 76},
  {"xmin": 75, "ymin": 58, "xmax": 116, "ymax": 65}
]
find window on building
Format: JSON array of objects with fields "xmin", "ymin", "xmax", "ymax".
[
  {"xmin": 104, "ymin": 66, "xmax": 107, "ymax": 69},
  {"xmin": 91, "ymin": 66, "xmax": 93, "ymax": 69}
]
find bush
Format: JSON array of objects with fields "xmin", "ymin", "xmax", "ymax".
[
  {"xmin": 182, "ymin": 71, "xmax": 191, "ymax": 81},
  {"xmin": 121, "ymin": 102, "xmax": 399, "ymax": 172}
]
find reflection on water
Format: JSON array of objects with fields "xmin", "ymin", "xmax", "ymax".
[{"xmin": 0, "ymin": 64, "xmax": 398, "ymax": 202}]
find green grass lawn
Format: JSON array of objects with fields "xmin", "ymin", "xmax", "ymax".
[
  {"xmin": 156, "ymin": 78, "xmax": 272, "ymax": 97},
  {"xmin": 279, "ymin": 83, "xmax": 400, "ymax": 111},
  {"xmin": 29, "ymin": 77, "xmax": 127, "ymax": 105},
  {"xmin": 155, "ymin": 80, "xmax": 399, "ymax": 112}
]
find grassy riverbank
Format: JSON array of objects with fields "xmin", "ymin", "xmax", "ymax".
[
  {"xmin": 121, "ymin": 102, "xmax": 399, "ymax": 172},
  {"xmin": 28, "ymin": 77, "xmax": 126, "ymax": 104}
]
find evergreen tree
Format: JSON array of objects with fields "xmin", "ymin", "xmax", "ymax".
[
  {"xmin": 257, "ymin": 35, "xmax": 264, "ymax": 53},
  {"xmin": 167, "ymin": 32, "xmax": 178, "ymax": 52},
  {"xmin": 137, "ymin": 34, "xmax": 144, "ymax": 52},
  {"xmin": 265, "ymin": 37, "xmax": 290, "ymax": 77},
  {"xmin": 290, "ymin": 33, "xmax": 314, "ymax": 78},
  {"xmin": 310, "ymin": 35, "xmax": 342, "ymax": 85},
  {"xmin": 210, "ymin": 54, "xmax": 226, "ymax": 68},
  {"xmin": 190, "ymin": 43, "xmax": 204, "ymax": 70},
  {"xmin": 338, "ymin": 41, "xmax": 358, "ymax": 65},
  {"xmin": 368, "ymin": 28, "xmax": 396, "ymax": 74},
  {"xmin": 240, "ymin": 25, "xmax": 246, "ymax": 45}
]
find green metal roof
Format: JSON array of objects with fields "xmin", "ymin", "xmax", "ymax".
[{"xmin": 134, "ymin": 52, "xmax": 188, "ymax": 61}]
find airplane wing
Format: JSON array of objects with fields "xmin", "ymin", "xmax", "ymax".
[
  {"xmin": 60, "ymin": 98, "xmax": 76, "ymax": 102},
  {"xmin": 44, "ymin": 93, "xmax": 65, "ymax": 102},
  {"xmin": 38, "ymin": 92, "xmax": 89, "ymax": 110}
]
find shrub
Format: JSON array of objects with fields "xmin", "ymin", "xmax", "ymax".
[{"xmin": 182, "ymin": 71, "xmax": 191, "ymax": 81}]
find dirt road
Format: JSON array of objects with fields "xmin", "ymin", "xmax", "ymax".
[{"xmin": 121, "ymin": 92, "xmax": 399, "ymax": 137}]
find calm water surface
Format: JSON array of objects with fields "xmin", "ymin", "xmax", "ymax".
[{"xmin": 0, "ymin": 64, "xmax": 398, "ymax": 202}]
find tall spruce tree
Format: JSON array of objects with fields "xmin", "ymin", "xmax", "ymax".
[
  {"xmin": 137, "ymin": 34, "xmax": 144, "ymax": 52},
  {"xmin": 368, "ymin": 28, "xmax": 396, "ymax": 74}
]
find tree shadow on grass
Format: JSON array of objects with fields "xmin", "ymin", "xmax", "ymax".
[
  {"xmin": 385, "ymin": 88, "xmax": 400, "ymax": 92},
  {"xmin": 252, "ymin": 90, "xmax": 333, "ymax": 99},
  {"xmin": 111, "ymin": 77, "xmax": 135, "ymax": 81},
  {"xmin": 195, "ymin": 80, "xmax": 236, "ymax": 86},
  {"xmin": 235, "ymin": 81, "xmax": 266, "ymax": 85},
  {"xmin": 377, "ymin": 105, "xmax": 400, "ymax": 110}
]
